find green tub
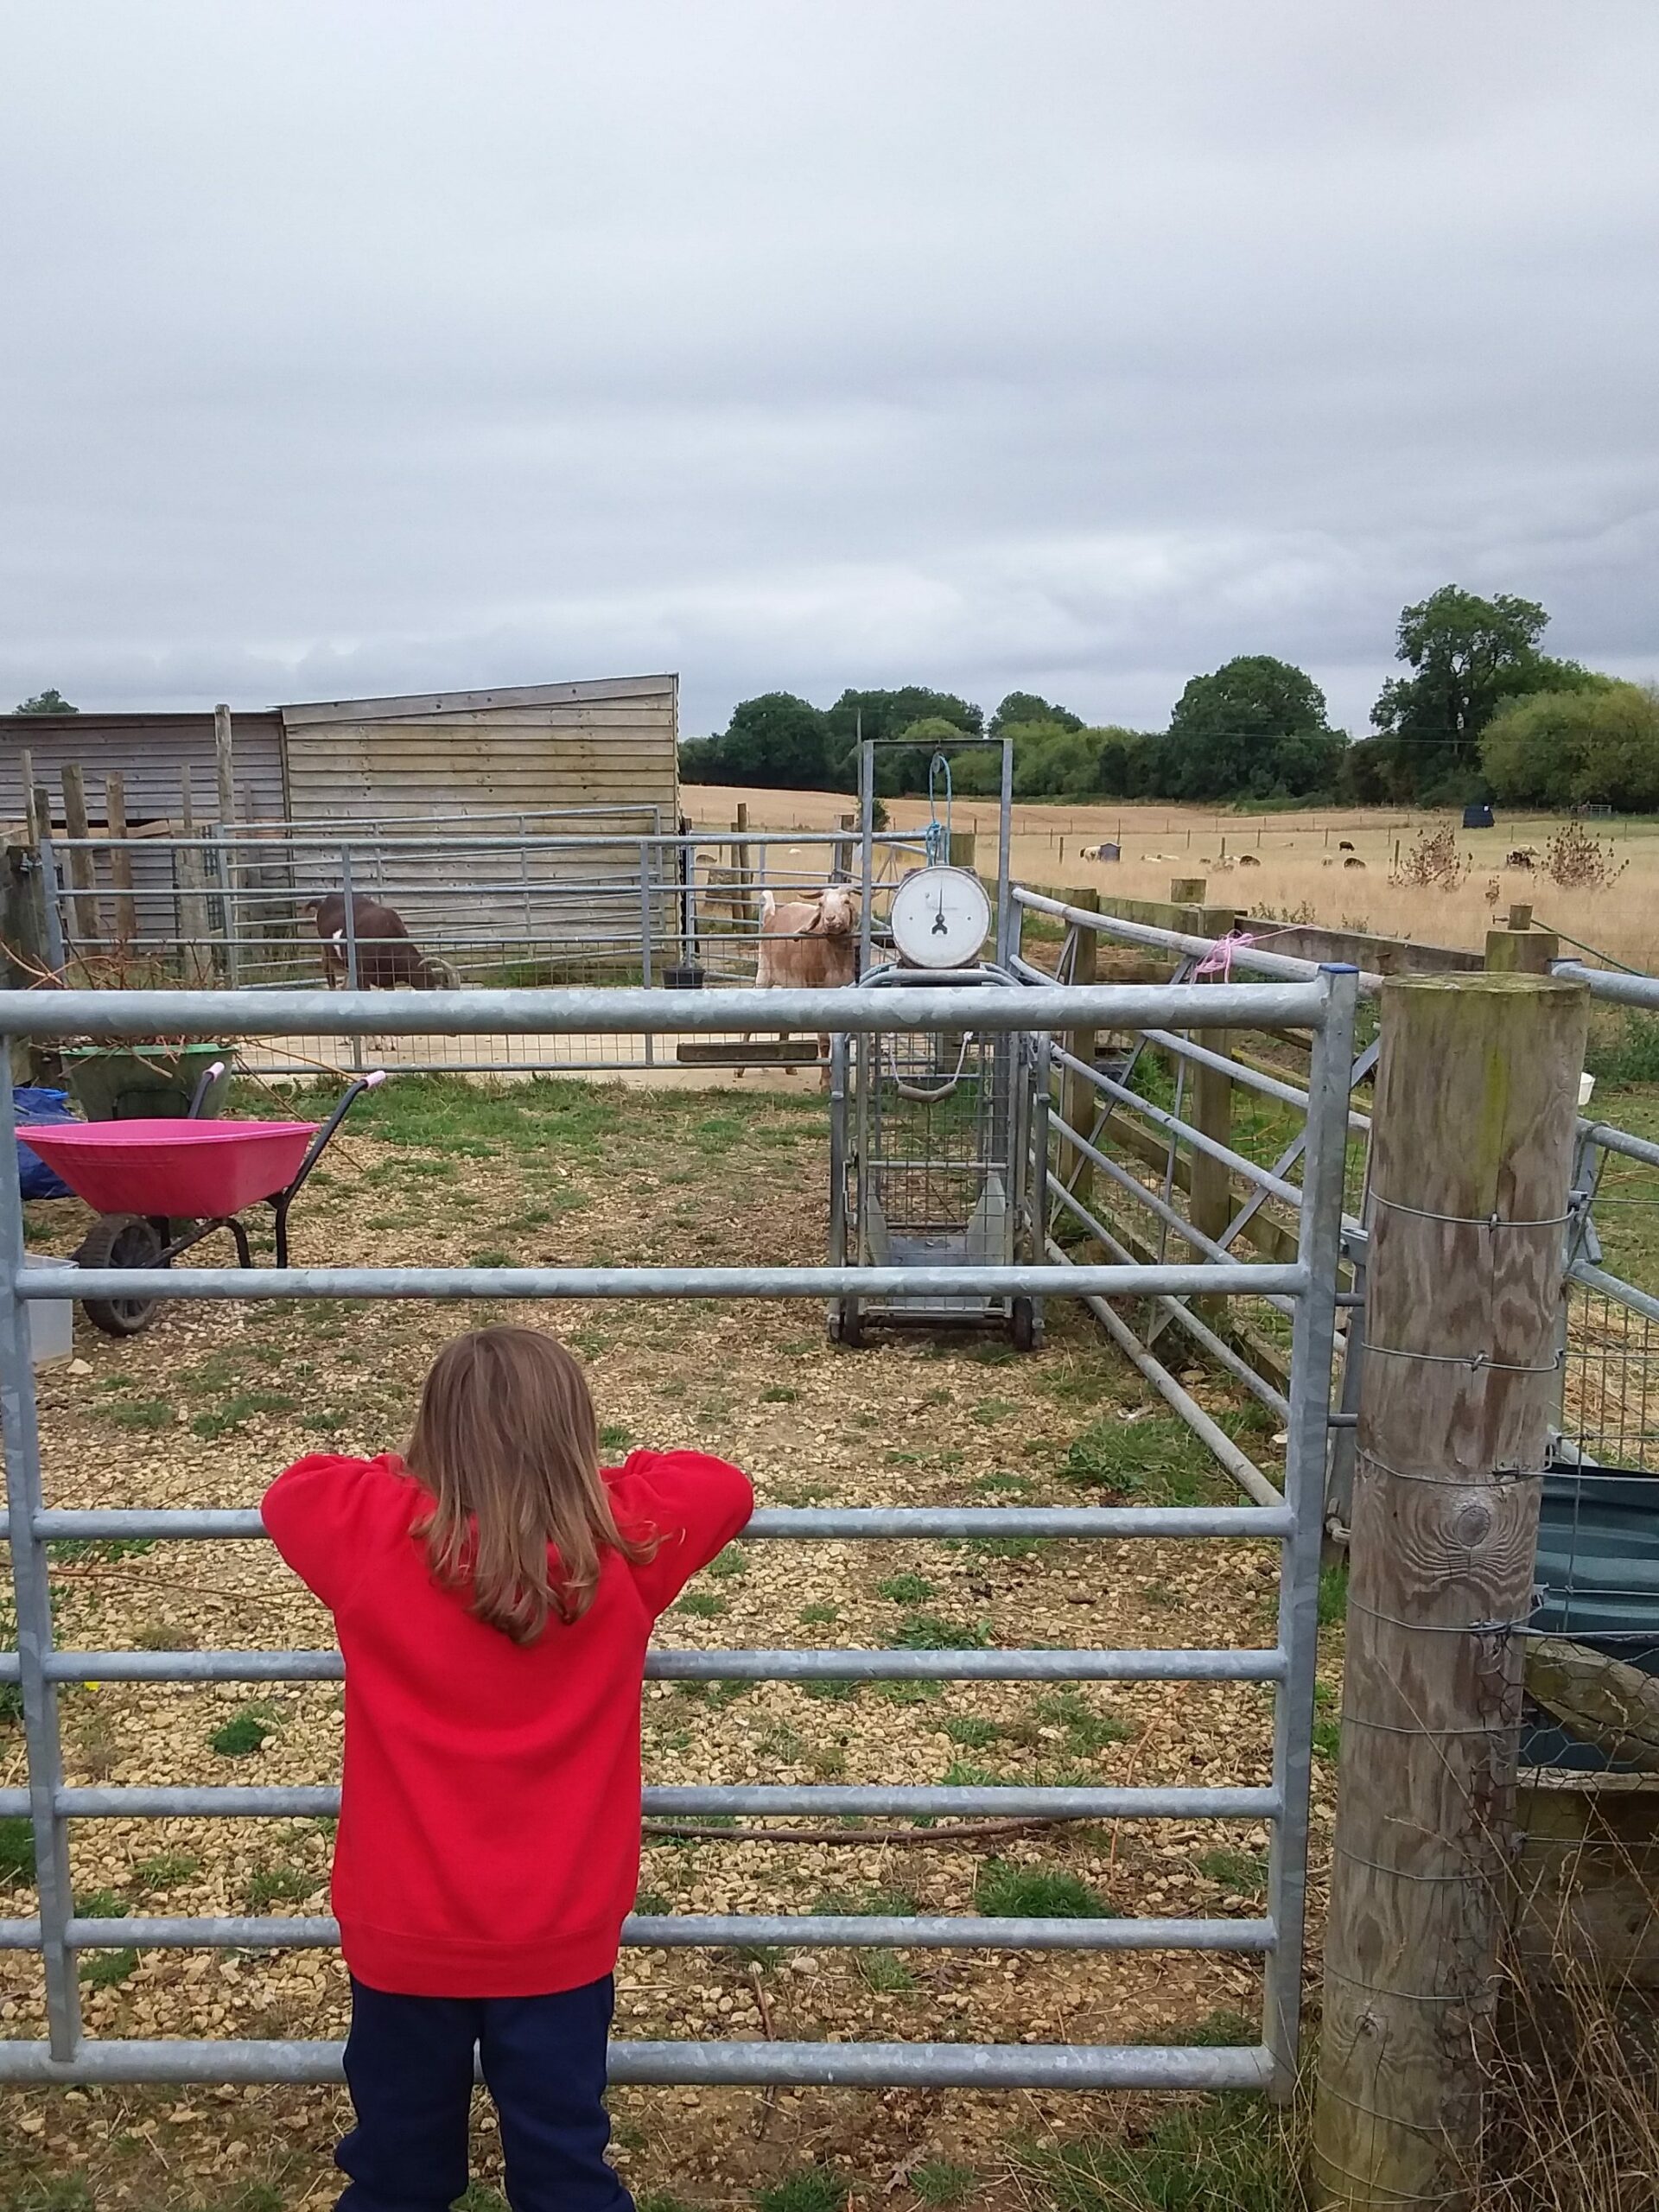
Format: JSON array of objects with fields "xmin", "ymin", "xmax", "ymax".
[{"xmin": 63, "ymin": 1043, "xmax": 234, "ymax": 1123}]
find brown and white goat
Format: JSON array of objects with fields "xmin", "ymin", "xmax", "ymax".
[
  {"xmin": 742, "ymin": 885, "xmax": 859, "ymax": 1086},
  {"xmin": 305, "ymin": 892, "xmax": 458, "ymax": 991}
]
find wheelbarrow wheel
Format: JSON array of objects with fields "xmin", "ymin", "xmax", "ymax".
[
  {"xmin": 75, "ymin": 1214, "xmax": 166, "ymax": 1336},
  {"xmin": 1010, "ymin": 1296, "xmax": 1038, "ymax": 1353}
]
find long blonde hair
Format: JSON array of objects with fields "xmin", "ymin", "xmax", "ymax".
[{"xmin": 404, "ymin": 1325, "xmax": 656, "ymax": 1643}]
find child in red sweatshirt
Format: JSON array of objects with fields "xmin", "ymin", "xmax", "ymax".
[{"xmin": 262, "ymin": 1323, "xmax": 753, "ymax": 2212}]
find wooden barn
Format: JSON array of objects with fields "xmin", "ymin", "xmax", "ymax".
[
  {"xmin": 2, "ymin": 674, "xmax": 682, "ymax": 983},
  {"xmin": 2, "ymin": 673, "xmax": 679, "ymax": 832}
]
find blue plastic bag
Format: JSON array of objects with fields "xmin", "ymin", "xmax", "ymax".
[{"xmin": 16, "ymin": 1086, "xmax": 79, "ymax": 1201}]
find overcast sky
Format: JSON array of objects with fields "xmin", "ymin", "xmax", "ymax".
[{"xmin": 4, "ymin": 3, "xmax": 1656, "ymax": 739}]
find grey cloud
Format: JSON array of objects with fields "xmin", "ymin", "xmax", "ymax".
[{"xmin": 3, "ymin": 1, "xmax": 1656, "ymax": 738}]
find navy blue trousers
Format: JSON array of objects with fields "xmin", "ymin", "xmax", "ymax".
[{"xmin": 337, "ymin": 1974, "xmax": 632, "ymax": 2212}]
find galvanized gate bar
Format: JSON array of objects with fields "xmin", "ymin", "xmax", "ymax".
[
  {"xmin": 8, "ymin": 1783, "xmax": 1277, "ymax": 1819},
  {"xmin": 0, "ymin": 968, "xmax": 1351, "ymax": 2092},
  {"xmin": 17, "ymin": 1503, "xmax": 1294, "ymax": 1541},
  {"xmin": 0, "ymin": 2037, "xmax": 1275, "ymax": 2090},
  {"xmin": 0, "ymin": 980, "xmax": 1333, "ymax": 1038},
  {"xmin": 6, "ymin": 1643, "xmax": 1287, "ymax": 1686},
  {"xmin": 1050, "ymin": 1047, "xmax": 1305, "ymax": 1207},
  {"xmin": 27, "ymin": 1261, "xmax": 1306, "ymax": 1303},
  {"xmin": 1262, "ymin": 966, "xmax": 1359, "ymax": 2091},
  {"xmin": 30, "ymin": 1912, "xmax": 1274, "ymax": 1954},
  {"xmin": 1013, "ymin": 885, "xmax": 1384, "ymax": 993}
]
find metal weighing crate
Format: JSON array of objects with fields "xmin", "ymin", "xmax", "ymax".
[{"xmin": 828, "ymin": 965, "xmax": 1049, "ymax": 1348}]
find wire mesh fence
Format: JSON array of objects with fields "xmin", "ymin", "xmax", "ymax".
[{"xmin": 35, "ymin": 823, "xmax": 931, "ymax": 1077}]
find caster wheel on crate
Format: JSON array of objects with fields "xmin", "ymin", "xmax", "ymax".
[
  {"xmin": 74, "ymin": 1213, "xmax": 166, "ymax": 1337},
  {"xmin": 828, "ymin": 1302, "xmax": 865, "ymax": 1351},
  {"xmin": 1010, "ymin": 1297, "xmax": 1039, "ymax": 1353}
]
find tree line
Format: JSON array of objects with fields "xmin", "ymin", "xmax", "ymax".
[{"xmin": 679, "ymin": 587, "xmax": 1659, "ymax": 810}]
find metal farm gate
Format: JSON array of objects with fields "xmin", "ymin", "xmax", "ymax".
[{"xmin": 0, "ymin": 969, "xmax": 1357, "ymax": 2094}]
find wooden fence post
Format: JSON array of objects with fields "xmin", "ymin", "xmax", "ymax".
[
  {"xmin": 1060, "ymin": 888, "xmax": 1099, "ymax": 1212},
  {"xmin": 1313, "ymin": 973, "xmax": 1588, "ymax": 2210},
  {"xmin": 19, "ymin": 748, "xmax": 36, "ymax": 845},
  {"xmin": 176, "ymin": 768, "xmax": 213, "ymax": 987},
  {"xmin": 105, "ymin": 773, "xmax": 137, "ymax": 950},
  {"xmin": 213, "ymin": 703, "xmax": 241, "ymax": 983},
  {"xmin": 1485, "ymin": 917, "xmax": 1559, "ymax": 975},
  {"xmin": 732, "ymin": 801, "xmax": 753, "ymax": 924},
  {"xmin": 59, "ymin": 763, "xmax": 99, "ymax": 957},
  {"xmin": 213, "ymin": 704, "xmax": 237, "ymax": 834},
  {"xmin": 947, "ymin": 828, "xmax": 977, "ymax": 873}
]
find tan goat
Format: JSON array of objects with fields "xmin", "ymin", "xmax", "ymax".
[{"xmin": 741, "ymin": 885, "xmax": 860, "ymax": 1086}]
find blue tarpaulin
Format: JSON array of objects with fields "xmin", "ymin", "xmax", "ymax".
[
  {"xmin": 1524, "ymin": 1466, "xmax": 1659, "ymax": 1771},
  {"xmin": 15, "ymin": 1086, "xmax": 79, "ymax": 1201}
]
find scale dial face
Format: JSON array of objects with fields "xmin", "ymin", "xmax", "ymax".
[{"xmin": 890, "ymin": 865, "xmax": 992, "ymax": 969}]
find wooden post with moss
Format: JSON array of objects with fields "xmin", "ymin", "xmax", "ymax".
[
  {"xmin": 1313, "ymin": 973, "xmax": 1588, "ymax": 2210},
  {"xmin": 1485, "ymin": 909, "xmax": 1559, "ymax": 976}
]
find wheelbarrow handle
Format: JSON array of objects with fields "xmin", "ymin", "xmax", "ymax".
[
  {"xmin": 270, "ymin": 1072, "xmax": 387, "ymax": 1268},
  {"xmin": 288, "ymin": 1071, "xmax": 387, "ymax": 1190},
  {"xmin": 186, "ymin": 1060, "xmax": 227, "ymax": 1120}
]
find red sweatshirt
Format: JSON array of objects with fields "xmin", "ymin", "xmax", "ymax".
[{"xmin": 261, "ymin": 1446, "xmax": 753, "ymax": 1998}]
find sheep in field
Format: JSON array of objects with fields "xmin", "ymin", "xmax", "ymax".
[{"xmin": 741, "ymin": 885, "xmax": 860, "ymax": 1087}]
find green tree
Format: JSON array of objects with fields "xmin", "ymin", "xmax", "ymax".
[
  {"xmin": 988, "ymin": 690, "xmax": 1082, "ymax": 737},
  {"xmin": 1368, "ymin": 586, "xmax": 1592, "ymax": 803},
  {"xmin": 1165, "ymin": 656, "xmax": 1334, "ymax": 801},
  {"xmin": 1094, "ymin": 727, "xmax": 1160, "ymax": 798},
  {"xmin": 12, "ymin": 689, "xmax": 76, "ymax": 715},
  {"xmin": 1481, "ymin": 680, "xmax": 1656, "ymax": 812},
  {"xmin": 677, "ymin": 691, "xmax": 830, "ymax": 788},
  {"xmin": 823, "ymin": 687, "xmax": 981, "ymax": 789}
]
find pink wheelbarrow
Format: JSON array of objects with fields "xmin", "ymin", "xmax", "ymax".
[{"xmin": 24, "ymin": 1067, "xmax": 385, "ymax": 1336}]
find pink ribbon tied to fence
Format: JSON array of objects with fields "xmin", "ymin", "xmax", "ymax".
[{"xmin": 1195, "ymin": 931, "xmax": 1256, "ymax": 981}]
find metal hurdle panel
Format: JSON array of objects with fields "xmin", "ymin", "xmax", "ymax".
[{"xmin": 0, "ymin": 972, "xmax": 1356, "ymax": 2093}]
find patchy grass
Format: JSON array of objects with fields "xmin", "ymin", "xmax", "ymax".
[
  {"xmin": 754, "ymin": 2170, "xmax": 849, "ymax": 2212},
  {"xmin": 975, "ymin": 1860, "xmax": 1115, "ymax": 1919},
  {"xmin": 1015, "ymin": 2092, "xmax": 1297, "ymax": 2211},
  {"xmin": 1060, "ymin": 1414, "xmax": 1220, "ymax": 1504},
  {"xmin": 131, "ymin": 1851, "xmax": 203, "ymax": 1894},
  {"xmin": 1318, "ymin": 1563, "xmax": 1349, "ymax": 1625},
  {"xmin": 190, "ymin": 1392, "xmax": 297, "ymax": 1441},
  {"xmin": 912, "ymin": 2164, "xmax": 977, "ymax": 2207},
  {"xmin": 939, "ymin": 1716, "xmax": 1002, "ymax": 1749},
  {"xmin": 79, "ymin": 1948, "xmax": 138, "ymax": 1990},
  {"xmin": 889, "ymin": 1614, "xmax": 991, "ymax": 1650},
  {"xmin": 875, "ymin": 1573, "xmax": 936, "ymax": 1605},
  {"xmin": 1, "ymin": 1815, "xmax": 35, "ymax": 1885},
  {"xmin": 244, "ymin": 1862, "xmax": 321, "ymax": 1910},
  {"xmin": 1197, "ymin": 1849, "xmax": 1269, "ymax": 1897},
  {"xmin": 675, "ymin": 1591, "xmax": 728, "ymax": 1618},
  {"xmin": 98, "ymin": 1396, "xmax": 176, "ymax": 1433},
  {"xmin": 855, "ymin": 1948, "xmax": 916, "ymax": 1993},
  {"xmin": 210, "ymin": 1713, "xmax": 275, "ymax": 1758},
  {"xmin": 1033, "ymin": 1688, "xmax": 1135, "ymax": 1754}
]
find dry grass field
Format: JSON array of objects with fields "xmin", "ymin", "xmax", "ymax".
[{"xmin": 684, "ymin": 786, "xmax": 1659, "ymax": 972}]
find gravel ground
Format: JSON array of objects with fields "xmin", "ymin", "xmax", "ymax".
[{"xmin": 0, "ymin": 1076, "xmax": 1342, "ymax": 2209}]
